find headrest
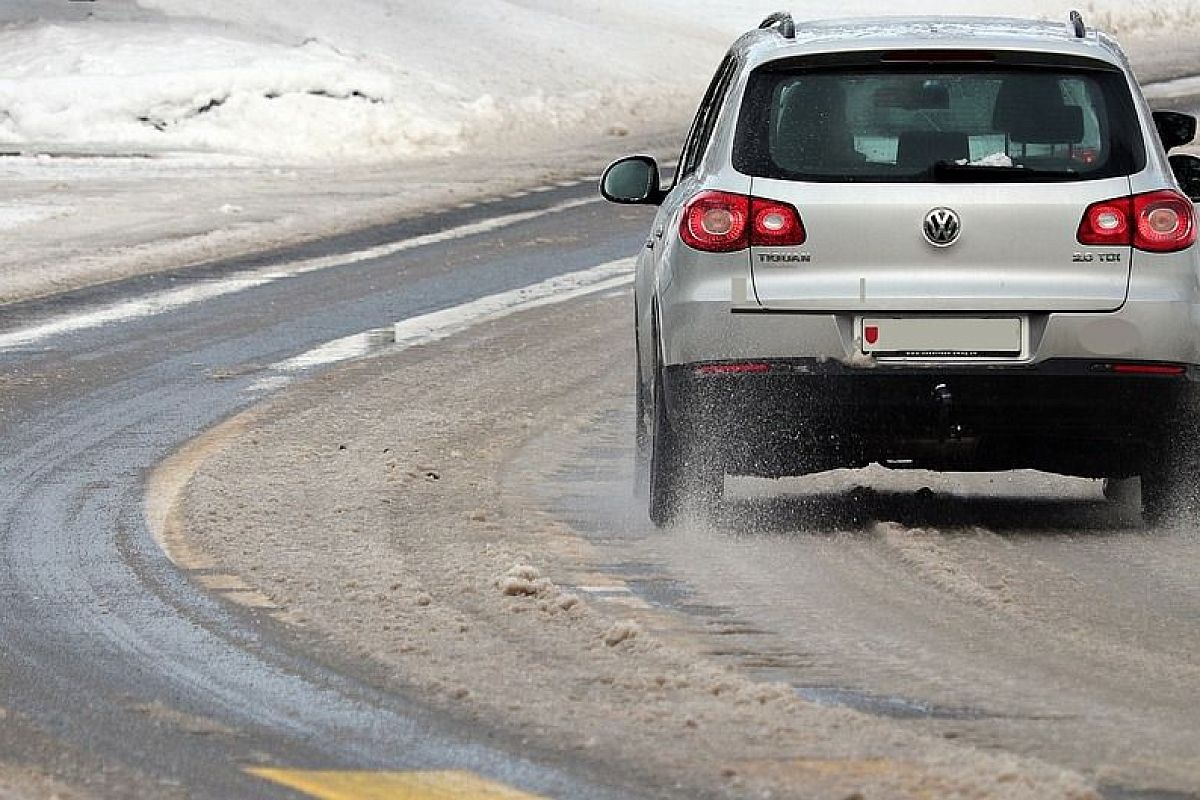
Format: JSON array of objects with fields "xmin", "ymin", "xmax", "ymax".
[
  {"xmin": 1007, "ymin": 105, "xmax": 1084, "ymax": 144},
  {"xmin": 992, "ymin": 76, "xmax": 1084, "ymax": 144},
  {"xmin": 774, "ymin": 82, "xmax": 851, "ymax": 167},
  {"xmin": 776, "ymin": 83, "xmax": 846, "ymax": 136}
]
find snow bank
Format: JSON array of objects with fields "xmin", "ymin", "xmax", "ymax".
[
  {"xmin": 0, "ymin": 24, "xmax": 460, "ymax": 161},
  {"xmin": 1, "ymin": 1, "xmax": 1198, "ymax": 164}
]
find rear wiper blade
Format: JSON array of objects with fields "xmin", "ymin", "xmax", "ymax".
[{"xmin": 931, "ymin": 160, "xmax": 1078, "ymax": 182}]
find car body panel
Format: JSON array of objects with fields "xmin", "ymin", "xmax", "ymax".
[{"xmin": 746, "ymin": 177, "xmax": 1135, "ymax": 312}]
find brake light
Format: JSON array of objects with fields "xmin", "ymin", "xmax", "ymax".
[
  {"xmin": 1134, "ymin": 191, "xmax": 1196, "ymax": 252},
  {"xmin": 880, "ymin": 50, "xmax": 997, "ymax": 63},
  {"xmin": 680, "ymin": 192, "xmax": 806, "ymax": 252},
  {"xmin": 1078, "ymin": 190, "xmax": 1196, "ymax": 253},
  {"xmin": 681, "ymin": 191, "xmax": 749, "ymax": 252}
]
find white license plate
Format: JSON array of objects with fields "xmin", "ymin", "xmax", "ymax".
[{"xmin": 860, "ymin": 317, "xmax": 1023, "ymax": 358}]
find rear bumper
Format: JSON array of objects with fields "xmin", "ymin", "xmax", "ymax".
[
  {"xmin": 664, "ymin": 359, "xmax": 1191, "ymax": 478},
  {"xmin": 658, "ymin": 299, "xmax": 1200, "ymax": 370}
]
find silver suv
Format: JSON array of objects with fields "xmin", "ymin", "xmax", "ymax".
[{"xmin": 601, "ymin": 12, "xmax": 1200, "ymax": 526}]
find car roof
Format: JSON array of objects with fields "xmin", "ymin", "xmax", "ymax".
[{"xmin": 732, "ymin": 16, "xmax": 1129, "ymax": 71}]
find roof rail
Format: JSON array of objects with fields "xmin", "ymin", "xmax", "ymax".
[
  {"xmin": 1069, "ymin": 10, "xmax": 1086, "ymax": 38},
  {"xmin": 758, "ymin": 11, "xmax": 796, "ymax": 40}
]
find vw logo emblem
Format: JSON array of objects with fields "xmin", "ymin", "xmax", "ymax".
[{"xmin": 923, "ymin": 207, "xmax": 961, "ymax": 247}]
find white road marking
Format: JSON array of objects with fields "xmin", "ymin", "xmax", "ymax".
[
  {"xmin": 0, "ymin": 195, "xmax": 599, "ymax": 351},
  {"xmin": 275, "ymin": 331, "xmax": 381, "ymax": 373},
  {"xmin": 244, "ymin": 375, "xmax": 293, "ymax": 395},
  {"xmin": 272, "ymin": 258, "xmax": 634, "ymax": 374},
  {"xmin": 0, "ymin": 277, "xmax": 277, "ymax": 352}
]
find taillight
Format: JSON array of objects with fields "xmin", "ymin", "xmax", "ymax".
[
  {"xmin": 751, "ymin": 198, "xmax": 807, "ymax": 247},
  {"xmin": 1078, "ymin": 190, "xmax": 1196, "ymax": 253},
  {"xmin": 1134, "ymin": 191, "xmax": 1196, "ymax": 252},
  {"xmin": 680, "ymin": 192, "xmax": 806, "ymax": 252},
  {"xmin": 1078, "ymin": 197, "xmax": 1132, "ymax": 246},
  {"xmin": 680, "ymin": 191, "xmax": 749, "ymax": 252}
]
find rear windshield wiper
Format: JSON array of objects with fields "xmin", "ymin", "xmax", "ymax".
[{"xmin": 931, "ymin": 160, "xmax": 1079, "ymax": 182}]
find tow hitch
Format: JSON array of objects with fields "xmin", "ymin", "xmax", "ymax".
[{"xmin": 932, "ymin": 382, "xmax": 964, "ymax": 440}]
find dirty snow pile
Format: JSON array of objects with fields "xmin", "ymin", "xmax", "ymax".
[
  {"xmin": 0, "ymin": 25, "xmax": 441, "ymax": 162},
  {"xmin": 1, "ymin": 0, "xmax": 1199, "ymax": 164}
]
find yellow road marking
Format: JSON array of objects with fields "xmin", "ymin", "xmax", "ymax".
[{"xmin": 247, "ymin": 769, "xmax": 549, "ymax": 800}]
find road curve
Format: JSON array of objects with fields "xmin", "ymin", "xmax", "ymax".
[
  {"xmin": 5, "ymin": 73, "xmax": 1200, "ymax": 797},
  {"xmin": 0, "ymin": 182, "xmax": 666, "ymax": 799}
]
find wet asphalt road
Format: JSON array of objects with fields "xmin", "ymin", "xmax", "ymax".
[
  {"xmin": 535, "ymin": 418, "xmax": 1200, "ymax": 799},
  {"xmin": 0, "ymin": 184, "xmax": 663, "ymax": 799},
  {"xmin": 4, "ymin": 72, "xmax": 1200, "ymax": 798}
]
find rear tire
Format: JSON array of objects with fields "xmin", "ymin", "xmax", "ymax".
[
  {"xmin": 1140, "ymin": 388, "xmax": 1200, "ymax": 526},
  {"xmin": 633, "ymin": 350, "xmax": 650, "ymax": 498},
  {"xmin": 648, "ymin": 367, "xmax": 722, "ymax": 528}
]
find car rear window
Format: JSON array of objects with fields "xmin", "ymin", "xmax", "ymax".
[{"xmin": 733, "ymin": 60, "xmax": 1145, "ymax": 182}]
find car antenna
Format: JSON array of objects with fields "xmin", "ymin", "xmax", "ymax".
[
  {"xmin": 1069, "ymin": 10, "xmax": 1086, "ymax": 38},
  {"xmin": 758, "ymin": 11, "xmax": 796, "ymax": 40}
]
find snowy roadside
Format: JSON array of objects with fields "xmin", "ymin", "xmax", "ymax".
[
  {"xmin": 0, "ymin": 0, "xmax": 721, "ymax": 304},
  {"xmin": 4, "ymin": 2, "xmax": 1200, "ymax": 306},
  {"xmin": 0, "ymin": 128, "xmax": 677, "ymax": 305}
]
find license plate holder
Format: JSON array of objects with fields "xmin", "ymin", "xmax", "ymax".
[{"xmin": 859, "ymin": 316, "xmax": 1025, "ymax": 359}]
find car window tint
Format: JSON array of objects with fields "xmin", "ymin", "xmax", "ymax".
[
  {"xmin": 678, "ymin": 55, "xmax": 739, "ymax": 182},
  {"xmin": 735, "ymin": 65, "xmax": 1143, "ymax": 182}
]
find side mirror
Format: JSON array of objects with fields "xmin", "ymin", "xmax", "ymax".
[
  {"xmin": 1169, "ymin": 153, "xmax": 1200, "ymax": 202},
  {"xmin": 600, "ymin": 155, "xmax": 663, "ymax": 205},
  {"xmin": 1153, "ymin": 110, "xmax": 1197, "ymax": 151}
]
